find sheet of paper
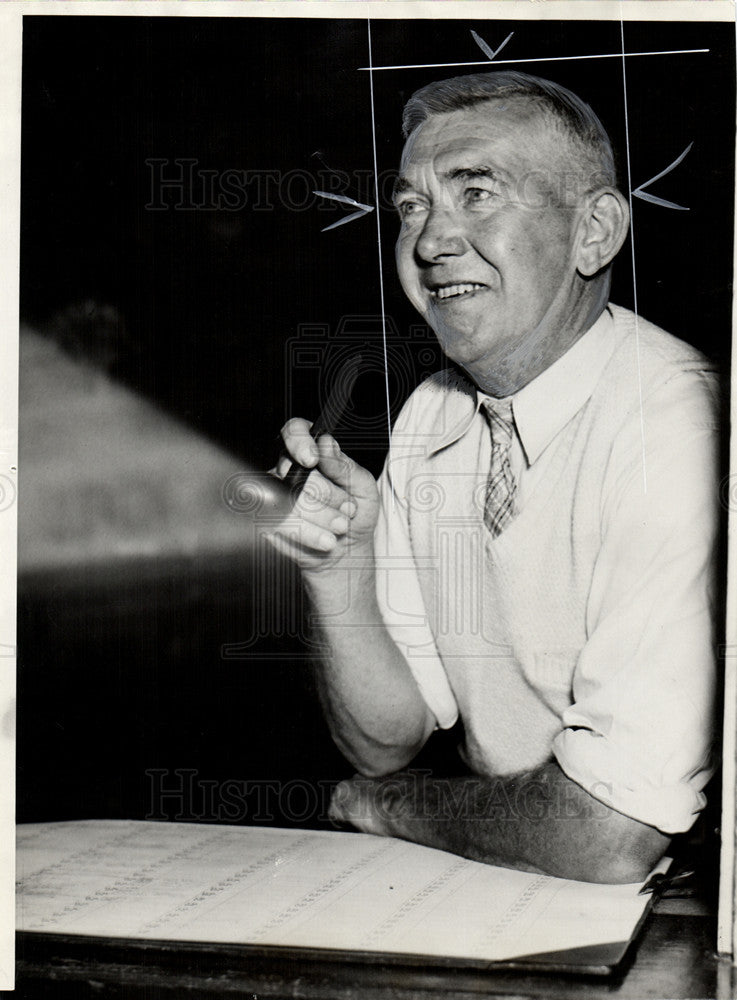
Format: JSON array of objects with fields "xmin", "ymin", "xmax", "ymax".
[{"xmin": 16, "ymin": 820, "xmax": 661, "ymax": 962}]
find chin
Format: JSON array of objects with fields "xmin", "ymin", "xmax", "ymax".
[
  {"xmin": 437, "ymin": 329, "xmax": 494, "ymax": 364},
  {"xmin": 438, "ymin": 345, "xmax": 486, "ymax": 378}
]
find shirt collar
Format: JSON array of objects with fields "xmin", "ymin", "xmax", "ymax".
[
  {"xmin": 426, "ymin": 306, "xmax": 617, "ymax": 464},
  {"xmin": 511, "ymin": 306, "xmax": 616, "ymax": 466}
]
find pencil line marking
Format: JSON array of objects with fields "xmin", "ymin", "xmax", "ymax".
[
  {"xmin": 620, "ymin": 15, "xmax": 648, "ymax": 494},
  {"xmin": 367, "ymin": 18, "xmax": 394, "ymax": 492},
  {"xmin": 358, "ymin": 49, "xmax": 709, "ymax": 72}
]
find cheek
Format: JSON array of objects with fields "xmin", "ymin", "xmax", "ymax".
[
  {"xmin": 395, "ymin": 234, "xmax": 412, "ymax": 275},
  {"xmin": 504, "ymin": 216, "xmax": 573, "ymax": 287},
  {"xmin": 396, "ymin": 238, "xmax": 424, "ymax": 297}
]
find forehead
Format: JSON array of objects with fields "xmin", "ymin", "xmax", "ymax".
[{"xmin": 399, "ymin": 99, "xmax": 560, "ymax": 180}]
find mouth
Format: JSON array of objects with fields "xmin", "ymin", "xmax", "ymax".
[{"xmin": 428, "ymin": 282, "xmax": 488, "ymax": 302}]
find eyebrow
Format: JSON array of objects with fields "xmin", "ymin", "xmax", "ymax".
[
  {"xmin": 446, "ymin": 166, "xmax": 500, "ymax": 182},
  {"xmin": 392, "ymin": 165, "xmax": 503, "ymax": 203},
  {"xmin": 391, "ymin": 176, "xmax": 414, "ymax": 202}
]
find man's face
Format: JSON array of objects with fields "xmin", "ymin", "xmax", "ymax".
[{"xmin": 395, "ymin": 99, "xmax": 587, "ymax": 393}]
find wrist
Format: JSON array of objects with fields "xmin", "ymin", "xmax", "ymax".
[
  {"xmin": 303, "ymin": 543, "xmax": 379, "ymax": 616},
  {"xmin": 302, "ymin": 538, "xmax": 375, "ymax": 588}
]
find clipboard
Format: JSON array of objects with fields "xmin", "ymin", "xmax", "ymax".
[{"xmin": 16, "ymin": 820, "xmax": 670, "ymax": 978}]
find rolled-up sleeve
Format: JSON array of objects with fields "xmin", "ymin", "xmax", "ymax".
[{"xmin": 554, "ymin": 370, "xmax": 721, "ymax": 834}]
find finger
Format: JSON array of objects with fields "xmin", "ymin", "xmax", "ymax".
[
  {"xmin": 275, "ymin": 445, "xmax": 356, "ymax": 512},
  {"xmin": 328, "ymin": 779, "xmax": 389, "ymax": 837},
  {"xmin": 280, "ymin": 417, "xmax": 319, "ymax": 468},
  {"xmin": 316, "ymin": 432, "xmax": 340, "ymax": 458},
  {"xmin": 289, "ymin": 495, "xmax": 351, "ymax": 537},
  {"xmin": 262, "ymin": 470, "xmax": 352, "ymax": 540},
  {"xmin": 328, "ymin": 780, "xmax": 356, "ymax": 823},
  {"xmin": 273, "ymin": 454, "xmax": 293, "ymax": 480},
  {"xmin": 267, "ymin": 518, "xmax": 339, "ymax": 555},
  {"xmin": 316, "ymin": 445, "xmax": 376, "ymax": 501},
  {"xmin": 265, "ymin": 530, "xmax": 328, "ymax": 566},
  {"xmin": 296, "ymin": 470, "xmax": 352, "ymax": 518}
]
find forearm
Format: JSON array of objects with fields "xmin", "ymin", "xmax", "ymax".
[
  {"xmin": 305, "ymin": 547, "xmax": 435, "ymax": 776},
  {"xmin": 267, "ymin": 428, "xmax": 432, "ymax": 774},
  {"xmin": 332, "ymin": 762, "xmax": 670, "ymax": 883}
]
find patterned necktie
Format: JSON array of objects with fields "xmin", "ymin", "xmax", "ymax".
[{"xmin": 481, "ymin": 397, "xmax": 517, "ymax": 537}]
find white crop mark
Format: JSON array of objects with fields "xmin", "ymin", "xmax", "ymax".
[
  {"xmin": 633, "ymin": 143, "xmax": 694, "ymax": 211},
  {"xmin": 470, "ymin": 30, "xmax": 515, "ymax": 63},
  {"xmin": 313, "ymin": 190, "xmax": 375, "ymax": 232}
]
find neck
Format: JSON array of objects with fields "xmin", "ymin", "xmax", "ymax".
[{"xmin": 467, "ymin": 274, "xmax": 610, "ymax": 398}]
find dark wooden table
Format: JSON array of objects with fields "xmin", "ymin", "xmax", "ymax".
[{"xmin": 12, "ymin": 903, "xmax": 736, "ymax": 1000}]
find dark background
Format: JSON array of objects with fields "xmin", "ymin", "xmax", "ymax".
[
  {"xmin": 20, "ymin": 16, "xmax": 736, "ymax": 465},
  {"xmin": 17, "ymin": 16, "xmax": 735, "ymax": 837}
]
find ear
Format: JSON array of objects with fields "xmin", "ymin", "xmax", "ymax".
[{"xmin": 575, "ymin": 189, "xmax": 630, "ymax": 278}]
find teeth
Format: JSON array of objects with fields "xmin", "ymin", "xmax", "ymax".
[{"xmin": 431, "ymin": 283, "xmax": 485, "ymax": 300}]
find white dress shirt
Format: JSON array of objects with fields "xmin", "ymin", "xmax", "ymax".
[{"xmin": 374, "ymin": 304, "xmax": 721, "ymax": 835}]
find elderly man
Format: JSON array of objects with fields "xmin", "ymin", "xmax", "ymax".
[{"xmin": 269, "ymin": 71, "xmax": 719, "ymax": 883}]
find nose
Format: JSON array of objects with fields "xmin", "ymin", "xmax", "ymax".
[{"xmin": 414, "ymin": 207, "xmax": 466, "ymax": 263}]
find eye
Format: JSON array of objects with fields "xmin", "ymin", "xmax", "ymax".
[
  {"xmin": 463, "ymin": 186, "xmax": 498, "ymax": 206},
  {"xmin": 396, "ymin": 199, "xmax": 427, "ymax": 221}
]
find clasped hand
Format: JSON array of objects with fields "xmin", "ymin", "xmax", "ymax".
[
  {"xmin": 267, "ymin": 418, "xmax": 380, "ymax": 571},
  {"xmin": 328, "ymin": 775, "xmax": 406, "ymax": 838}
]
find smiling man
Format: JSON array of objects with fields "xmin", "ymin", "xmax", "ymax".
[{"xmin": 270, "ymin": 71, "xmax": 720, "ymax": 883}]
